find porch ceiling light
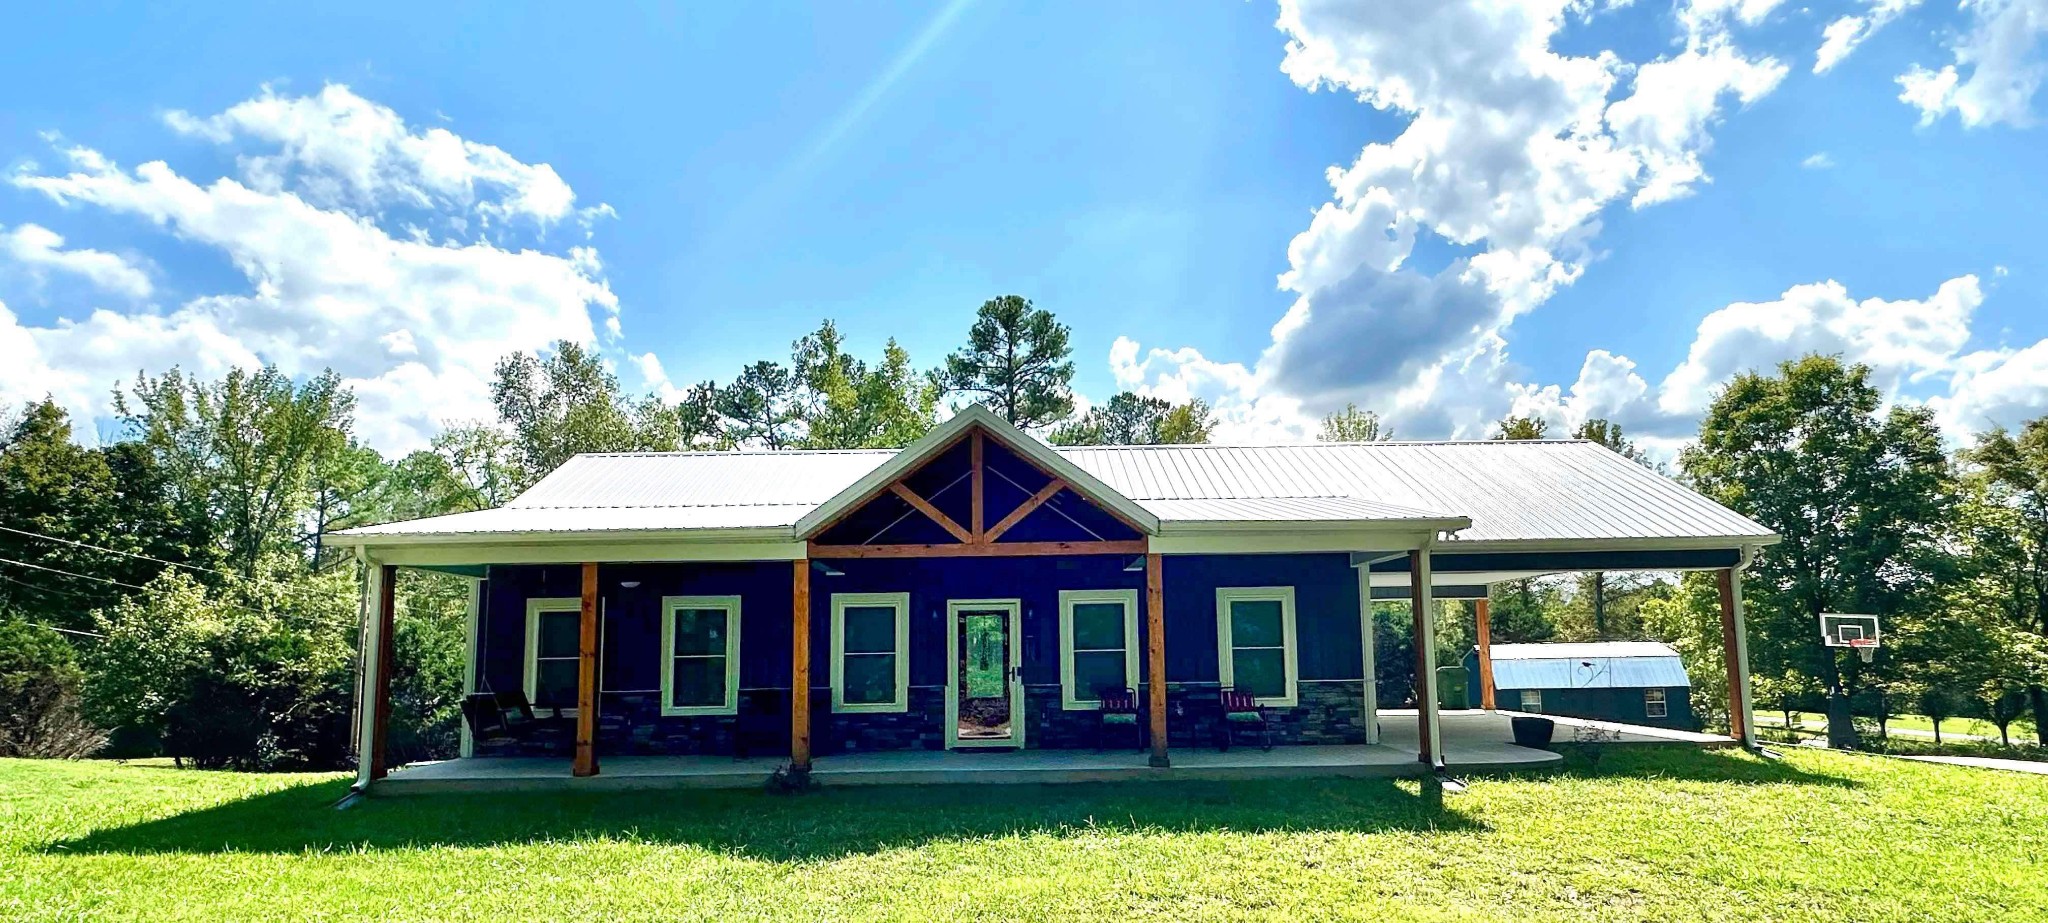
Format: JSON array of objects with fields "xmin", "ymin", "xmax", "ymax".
[{"xmin": 619, "ymin": 580, "xmax": 642, "ymax": 589}]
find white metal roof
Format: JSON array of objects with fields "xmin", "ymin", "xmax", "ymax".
[
  {"xmin": 1484, "ymin": 642, "xmax": 1691, "ymax": 689},
  {"xmin": 1061, "ymin": 442, "xmax": 1772, "ymax": 545},
  {"xmin": 336, "ymin": 431, "xmax": 1773, "ymax": 548}
]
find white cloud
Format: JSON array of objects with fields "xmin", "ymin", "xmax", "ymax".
[
  {"xmin": 1815, "ymin": 1, "xmax": 1924, "ymax": 74},
  {"xmin": 1898, "ymin": 0, "xmax": 2048, "ymax": 127},
  {"xmin": 1116, "ymin": 0, "xmax": 1786, "ymax": 440},
  {"xmin": 3, "ymin": 85, "xmax": 619, "ymax": 452},
  {"xmin": 163, "ymin": 84, "xmax": 605, "ymax": 228},
  {"xmin": 1654, "ymin": 275, "xmax": 1982, "ymax": 417},
  {"xmin": 1801, "ymin": 151, "xmax": 1836, "ymax": 168},
  {"xmin": 0, "ymin": 223, "xmax": 152, "ymax": 298}
]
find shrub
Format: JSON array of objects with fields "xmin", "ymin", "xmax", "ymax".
[{"xmin": 0, "ymin": 615, "xmax": 107, "ymax": 758}]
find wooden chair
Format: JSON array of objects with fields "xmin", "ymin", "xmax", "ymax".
[
  {"xmin": 1216, "ymin": 687, "xmax": 1271, "ymax": 752},
  {"xmin": 1094, "ymin": 685, "xmax": 1144, "ymax": 752}
]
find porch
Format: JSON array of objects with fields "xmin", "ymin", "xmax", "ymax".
[{"xmin": 373, "ymin": 710, "xmax": 1735, "ymax": 794}]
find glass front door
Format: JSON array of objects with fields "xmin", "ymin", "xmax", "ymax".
[{"xmin": 948, "ymin": 599, "xmax": 1021, "ymax": 748}]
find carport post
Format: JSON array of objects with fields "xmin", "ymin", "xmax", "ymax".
[
  {"xmin": 1356, "ymin": 563, "xmax": 1378, "ymax": 745},
  {"xmin": 1717, "ymin": 566, "xmax": 1755, "ymax": 746},
  {"xmin": 1475, "ymin": 597, "xmax": 1496, "ymax": 711},
  {"xmin": 1410, "ymin": 547, "xmax": 1443, "ymax": 768},
  {"xmin": 353, "ymin": 555, "xmax": 394, "ymax": 788}
]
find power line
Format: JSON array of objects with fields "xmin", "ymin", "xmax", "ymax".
[
  {"xmin": 0, "ymin": 523, "xmax": 244, "ymax": 582},
  {"xmin": 0, "ymin": 522, "xmax": 434, "ymax": 617}
]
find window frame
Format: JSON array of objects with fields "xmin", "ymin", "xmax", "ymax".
[
  {"xmin": 1214, "ymin": 586, "xmax": 1299, "ymax": 707},
  {"xmin": 1520, "ymin": 689, "xmax": 1544, "ymax": 713},
  {"xmin": 523, "ymin": 597, "xmax": 585, "ymax": 715},
  {"xmin": 1644, "ymin": 687, "xmax": 1668, "ymax": 719},
  {"xmin": 1058, "ymin": 589, "xmax": 1141, "ymax": 711},
  {"xmin": 830, "ymin": 592, "xmax": 910, "ymax": 714},
  {"xmin": 659, "ymin": 595, "xmax": 742, "ymax": 717}
]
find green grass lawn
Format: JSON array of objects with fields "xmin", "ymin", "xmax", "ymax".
[{"xmin": 3, "ymin": 749, "xmax": 2044, "ymax": 922}]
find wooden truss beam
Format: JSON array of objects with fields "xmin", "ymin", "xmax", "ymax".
[
  {"xmin": 888, "ymin": 482, "xmax": 974, "ymax": 544},
  {"xmin": 982, "ymin": 478, "xmax": 1067, "ymax": 544}
]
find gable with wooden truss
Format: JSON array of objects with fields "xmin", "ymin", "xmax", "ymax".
[{"xmin": 801, "ymin": 406, "xmax": 1156, "ymax": 558}]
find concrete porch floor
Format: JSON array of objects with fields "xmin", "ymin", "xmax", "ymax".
[{"xmin": 375, "ymin": 710, "xmax": 1734, "ymax": 795}]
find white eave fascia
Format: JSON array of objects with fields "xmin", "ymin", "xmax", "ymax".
[
  {"xmin": 1431, "ymin": 534, "xmax": 1781, "ymax": 553},
  {"xmin": 332, "ymin": 525, "xmax": 796, "ymax": 548}
]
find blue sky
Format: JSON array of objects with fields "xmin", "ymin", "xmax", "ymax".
[{"xmin": 2, "ymin": 1, "xmax": 2044, "ymax": 453}]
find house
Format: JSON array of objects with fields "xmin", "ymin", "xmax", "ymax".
[
  {"xmin": 334, "ymin": 405, "xmax": 1774, "ymax": 789},
  {"xmin": 1465, "ymin": 641, "xmax": 1696, "ymax": 731}
]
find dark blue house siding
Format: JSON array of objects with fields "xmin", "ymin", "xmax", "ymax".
[{"xmin": 472, "ymin": 551, "xmax": 1374, "ymax": 757}]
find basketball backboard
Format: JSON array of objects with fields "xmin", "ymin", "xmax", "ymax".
[{"xmin": 1821, "ymin": 613, "xmax": 1880, "ymax": 662}]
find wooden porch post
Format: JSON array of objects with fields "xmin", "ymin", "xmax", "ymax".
[
  {"xmin": 1717, "ymin": 567, "xmax": 1753, "ymax": 745},
  {"xmin": 1475, "ymin": 597, "xmax": 1496, "ymax": 711},
  {"xmin": 1409, "ymin": 549, "xmax": 1442, "ymax": 768},
  {"xmin": 573, "ymin": 562, "xmax": 599, "ymax": 778},
  {"xmin": 1145, "ymin": 552, "xmax": 1169, "ymax": 768},
  {"xmin": 791, "ymin": 558, "xmax": 812, "ymax": 773}
]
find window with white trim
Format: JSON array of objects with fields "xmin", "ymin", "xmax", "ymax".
[
  {"xmin": 832, "ymin": 592, "xmax": 909, "ymax": 713},
  {"xmin": 661, "ymin": 596, "xmax": 741, "ymax": 716},
  {"xmin": 524, "ymin": 597, "xmax": 583, "ymax": 712},
  {"xmin": 1059, "ymin": 589, "xmax": 1139, "ymax": 710},
  {"xmin": 1520, "ymin": 689, "xmax": 1543, "ymax": 713},
  {"xmin": 1644, "ymin": 687, "xmax": 1668, "ymax": 719},
  {"xmin": 1215, "ymin": 587, "xmax": 1298, "ymax": 707}
]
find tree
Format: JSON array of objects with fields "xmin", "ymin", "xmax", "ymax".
[
  {"xmin": 491, "ymin": 340, "xmax": 689, "ymax": 486},
  {"xmin": 1318, "ymin": 404, "xmax": 1392, "ymax": 442},
  {"xmin": 716, "ymin": 360, "xmax": 804, "ymax": 449},
  {"xmin": 1963, "ymin": 417, "xmax": 2048, "ymax": 745},
  {"xmin": 1681, "ymin": 356, "xmax": 1955, "ymax": 740},
  {"xmin": 117, "ymin": 367, "xmax": 356, "ymax": 576},
  {"xmin": 1050, "ymin": 392, "xmax": 1214, "ymax": 446},
  {"xmin": 306, "ymin": 441, "xmax": 391, "ymax": 567},
  {"xmin": 791, "ymin": 321, "xmax": 937, "ymax": 449},
  {"xmin": 939, "ymin": 295, "xmax": 1075, "ymax": 429},
  {"xmin": 0, "ymin": 401, "xmax": 126, "ymax": 629},
  {"xmin": 1493, "ymin": 415, "xmax": 1549, "ymax": 440},
  {"xmin": 1575, "ymin": 418, "xmax": 1647, "ymax": 465}
]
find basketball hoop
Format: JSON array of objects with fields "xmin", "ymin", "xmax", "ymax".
[
  {"xmin": 1821, "ymin": 613, "xmax": 1881, "ymax": 664},
  {"xmin": 1847, "ymin": 638, "xmax": 1877, "ymax": 664}
]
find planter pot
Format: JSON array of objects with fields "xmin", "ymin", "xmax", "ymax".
[{"xmin": 1511, "ymin": 715, "xmax": 1555, "ymax": 748}]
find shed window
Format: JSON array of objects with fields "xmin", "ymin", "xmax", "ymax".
[
  {"xmin": 832, "ymin": 593, "xmax": 909, "ymax": 713},
  {"xmin": 1644, "ymin": 687, "xmax": 1668, "ymax": 718},
  {"xmin": 1520, "ymin": 689, "xmax": 1543, "ymax": 713},
  {"xmin": 524, "ymin": 597, "xmax": 584, "ymax": 713},
  {"xmin": 1215, "ymin": 587, "xmax": 1299, "ymax": 707},
  {"xmin": 1059, "ymin": 589, "xmax": 1139, "ymax": 710},
  {"xmin": 661, "ymin": 596, "xmax": 740, "ymax": 716}
]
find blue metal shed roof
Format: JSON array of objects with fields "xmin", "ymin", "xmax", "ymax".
[{"xmin": 1484, "ymin": 641, "xmax": 1690, "ymax": 689}]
